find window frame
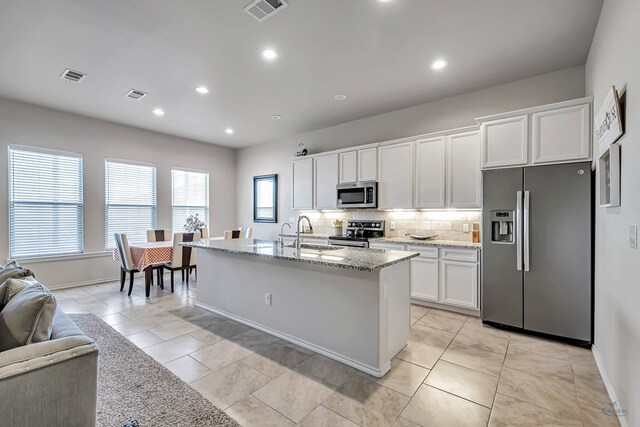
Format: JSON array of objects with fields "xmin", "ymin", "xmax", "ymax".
[{"xmin": 171, "ymin": 167, "xmax": 210, "ymax": 234}]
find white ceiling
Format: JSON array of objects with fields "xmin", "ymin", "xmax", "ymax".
[{"xmin": 0, "ymin": 0, "xmax": 603, "ymax": 148}]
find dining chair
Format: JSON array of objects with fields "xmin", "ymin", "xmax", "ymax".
[
  {"xmin": 114, "ymin": 233, "xmax": 138, "ymax": 296},
  {"xmin": 163, "ymin": 231, "xmax": 201, "ymax": 292},
  {"xmin": 224, "ymin": 230, "xmax": 241, "ymax": 239},
  {"xmin": 145, "ymin": 229, "xmax": 170, "ymax": 288},
  {"xmin": 239, "ymin": 227, "xmax": 253, "ymax": 238},
  {"xmin": 200, "ymin": 228, "xmax": 209, "ymax": 239}
]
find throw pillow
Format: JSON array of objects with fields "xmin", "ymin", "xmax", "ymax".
[{"xmin": 0, "ymin": 280, "xmax": 58, "ymax": 352}]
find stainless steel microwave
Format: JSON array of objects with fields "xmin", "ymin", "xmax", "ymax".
[{"xmin": 337, "ymin": 182, "xmax": 378, "ymax": 209}]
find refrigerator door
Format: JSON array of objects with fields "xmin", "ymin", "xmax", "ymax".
[
  {"xmin": 523, "ymin": 162, "xmax": 592, "ymax": 342},
  {"xmin": 482, "ymin": 168, "xmax": 524, "ymax": 327}
]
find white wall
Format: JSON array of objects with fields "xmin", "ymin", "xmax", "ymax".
[
  {"xmin": 0, "ymin": 97, "xmax": 236, "ymax": 288},
  {"xmin": 236, "ymin": 66, "xmax": 586, "ymax": 238},
  {"xmin": 586, "ymin": 0, "xmax": 640, "ymax": 424}
]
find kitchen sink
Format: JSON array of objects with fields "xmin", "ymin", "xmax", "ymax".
[{"xmin": 285, "ymin": 243, "xmax": 341, "ymax": 251}]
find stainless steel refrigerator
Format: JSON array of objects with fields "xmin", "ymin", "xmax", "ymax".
[{"xmin": 481, "ymin": 162, "xmax": 592, "ymax": 345}]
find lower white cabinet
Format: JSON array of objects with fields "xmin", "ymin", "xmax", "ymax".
[
  {"xmin": 441, "ymin": 260, "xmax": 478, "ymax": 309},
  {"xmin": 411, "ymin": 257, "xmax": 439, "ymax": 302}
]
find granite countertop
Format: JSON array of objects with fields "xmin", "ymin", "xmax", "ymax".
[
  {"xmin": 182, "ymin": 238, "xmax": 418, "ymax": 272},
  {"xmin": 369, "ymin": 237, "xmax": 481, "ymax": 249},
  {"xmin": 280, "ymin": 232, "xmax": 331, "ymax": 239}
]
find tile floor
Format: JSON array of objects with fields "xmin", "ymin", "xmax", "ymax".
[{"xmin": 53, "ymin": 277, "xmax": 620, "ymax": 427}]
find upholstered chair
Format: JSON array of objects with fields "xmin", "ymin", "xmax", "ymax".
[
  {"xmin": 163, "ymin": 231, "xmax": 200, "ymax": 292},
  {"xmin": 200, "ymin": 228, "xmax": 209, "ymax": 239},
  {"xmin": 146, "ymin": 229, "xmax": 172, "ymax": 242},
  {"xmin": 114, "ymin": 233, "xmax": 138, "ymax": 296},
  {"xmin": 224, "ymin": 230, "xmax": 241, "ymax": 239}
]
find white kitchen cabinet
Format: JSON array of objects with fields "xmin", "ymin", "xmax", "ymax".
[
  {"xmin": 441, "ymin": 260, "xmax": 478, "ymax": 309},
  {"xmin": 447, "ymin": 131, "xmax": 481, "ymax": 208},
  {"xmin": 415, "ymin": 136, "xmax": 446, "ymax": 208},
  {"xmin": 358, "ymin": 147, "xmax": 378, "ymax": 182},
  {"xmin": 378, "ymin": 142, "xmax": 414, "ymax": 209},
  {"xmin": 411, "ymin": 258, "xmax": 439, "ymax": 302},
  {"xmin": 480, "ymin": 115, "xmax": 528, "ymax": 169},
  {"xmin": 339, "ymin": 151, "xmax": 357, "ymax": 184},
  {"xmin": 291, "ymin": 158, "xmax": 313, "ymax": 210},
  {"xmin": 532, "ymin": 103, "xmax": 590, "ymax": 164},
  {"xmin": 313, "ymin": 153, "xmax": 339, "ymax": 209}
]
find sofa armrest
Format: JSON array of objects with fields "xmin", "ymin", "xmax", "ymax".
[{"xmin": 0, "ymin": 335, "xmax": 97, "ymax": 380}]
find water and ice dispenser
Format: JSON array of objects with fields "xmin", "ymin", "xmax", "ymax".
[{"xmin": 491, "ymin": 211, "xmax": 514, "ymax": 243}]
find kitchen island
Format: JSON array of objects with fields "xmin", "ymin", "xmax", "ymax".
[{"xmin": 183, "ymin": 238, "xmax": 418, "ymax": 377}]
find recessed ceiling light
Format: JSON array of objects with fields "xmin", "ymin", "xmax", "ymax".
[
  {"xmin": 334, "ymin": 94, "xmax": 348, "ymax": 101},
  {"xmin": 195, "ymin": 86, "xmax": 209, "ymax": 94},
  {"xmin": 270, "ymin": 115, "xmax": 282, "ymax": 120},
  {"xmin": 225, "ymin": 128, "xmax": 234, "ymax": 135},
  {"xmin": 431, "ymin": 59, "xmax": 448, "ymax": 71},
  {"xmin": 261, "ymin": 49, "xmax": 278, "ymax": 61},
  {"xmin": 153, "ymin": 108, "xmax": 165, "ymax": 116}
]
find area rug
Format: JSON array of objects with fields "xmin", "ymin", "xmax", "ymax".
[{"xmin": 69, "ymin": 314, "xmax": 240, "ymax": 427}]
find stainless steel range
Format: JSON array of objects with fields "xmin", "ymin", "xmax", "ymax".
[{"xmin": 328, "ymin": 220, "xmax": 385, "ymax": 248}]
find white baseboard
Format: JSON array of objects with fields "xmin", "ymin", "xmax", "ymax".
[
  {"xmin": 48, "ymin": 271, "xmax": 172, "ymax": 290},
  {"xmin": 195, "ymin": 301, "xmax": 391, "ymax": 378},
  {"xmin": 592, "ymin": 345, "xmax": 630, "ymax": 427}
]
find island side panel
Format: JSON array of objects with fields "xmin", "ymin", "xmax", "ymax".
[
  {"xmin": 380, "ymin": 261, "xmax": 411, "ymax": 360},
  {"xmin": 196, "ymin": 249, "xmax": 386, "ymax": 374}
]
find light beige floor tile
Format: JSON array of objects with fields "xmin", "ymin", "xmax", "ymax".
[
  {"xmin": 298, "ymin": 405, "xmax": 359, "ymax": 427},
  {"xmin": 126, "ymin": 330, "xmax": 164, "ymax": 349},
  {"xmin": 201, "ymin": 320, "xmax": 252, "ymax": 339},
  {"xmin": 440, "ymin": 342, "xmax": 504, "ymax": 377},
  {"xmin": 425, "ymin": 360, "xmax": 499, "ymax": 408},
  {"xmin": 410, "ymin": 304, "xmax": 430, "ymax": 318},
  {"xmin": 428, "ymin": 308, "xmax": 468, "ymax": 321},
  {"xmin": 417, "ymin": 312, "xmax": 465, "ymax": 333},
  {"xmin": 253, "ymin": 369, "xmax": 335, "ymax": 423},
  {"xmin": 143, "ymin": 334, "xmax": 209, "ymax": 364},
  {"xmin": 575, "ymin": 373, "xmax": 613, "ymax": 409},
  {"xmin": 190, "ymin": 340, "xmax": 255, "ymax": 372},
  {"xmin": 100, "ymin": 312, "xmax": 130, "ymax": 326},
  {"xmin": 191, "ymin": 362, "xmax": 271, "ymax": 409},
  {"xmin": 568, "ymin": 344, "xmax": 593, "ymax": 358},
  {"xmin": 461, "ymin": 320, "xmax": 511, "ymax": 339},
  {"xmin": 580, "ymin": 404, "xmax": 622, "ymax": 427},
  {"xmin": 408, "ymin": 324, "xmax": 455, "ymax": 349},
  {"xmin": 410, "ymin": 315, "xmax": 422, "ymax": 326},
  {"xmin": 110, "ymin": 318, "xmax": 153, "ymax": 336},
  {"xmin": 392, "ymin": 417, "xmax": 421, "ymax": 427},
  {"xmin": 508, "ymin": 333, "xmax": 570, "ymax": 360},
  {"xmin": 149, "ymin": 320, "xmax": 201, "ymax": 340},
  {"xmin": 489, "ymin": 394, "xmax": 582, "ymax": 427},
  {"xmin": 453, "ymin": 327, "xmax": 509, "ymax": 355},
  {"xmin": 395, "ymin": 340, "xmax": 444, "ymax": 370},
  {"xmin": 358, "ymin": 358, "xmax": 429, "ymax": 397},
  {"xmin": 497, "ymin": 367, "xmax": 581, "ymax": 419},
  {"xmin": 229, "ymin": 329, "xmax": 281, "ymax": 352},
  {"xmin": 401, "ymin": 385, "xmax": 490, "ymax": 427},
  {"xmin": 295, "ymin": 354, "xmax": 358, "ymax": 388},
  {"xmin": 189, "ymin": 328, "xmax": 226, "ymax": 346},
  {"xmin": 164, "ymin": 355, "xmax": 212, "ymax": 384},
  {"xmin": 504, "ymin": 348, "xmax": 573, "ymax": 382},
  {"xmin": 242, "ymin": 341, "xmax": 314, "ymax": 378},
  {"xmin": 323, "ymin": 375, "xmax": 409, "ymax": 427},
  {"xmin": 226, "ymin": 396, "xmax": 295, "ymax": 427}
]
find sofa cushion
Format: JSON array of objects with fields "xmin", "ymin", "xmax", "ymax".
[
  {"xmin": 0, "ymin": 262, "xmax": 34, "ymax": 309},
  {"xmin": 0, "ymin": 280, "xmax": 58, "ymax": 352}
]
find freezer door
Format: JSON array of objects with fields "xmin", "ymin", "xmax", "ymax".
[
  {"xmin": 523, "ymin": 162, "xmax": 592, "ymax": 342},
  {"xmin": 481, "ymin": 168, "xmax": 523, "ymax": 327}
]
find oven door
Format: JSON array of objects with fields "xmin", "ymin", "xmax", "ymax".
[{"xmin": 336, "ymin": 182, "xmax": 377, "ymax": 208}]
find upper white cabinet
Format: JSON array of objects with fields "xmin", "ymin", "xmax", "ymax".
[
  {"xmin": 478, "ymin": 97, "xmax": 592, "ymax": 170},
  {"xmin": 480, "ymin": 115, "xmax": 528, "ymax": 169},
  {"xmin": 339, "ymin": 151, "xmax": 357, "ymax": 184},
  {"xmin": 447, "ymin": 130, "xmax": 481, "ymax": 208},
  {"xmin": 532, "ymin": 103, "xmax": 590, "ymax": 164},
  {"xmin": 358, "ymin": 147, "xmax": 378, "ymax": 182},
  {"xmin": 291, "ymin": 158, "xmax": 313, "ymax": 210},
  {"xmin": 378, "ymin": 141, "xmax": 414, "ymax": 209},
  {"xmin": 415, "ymin": 137, "xmax": 446, "ymax": 208},
  {"xmin": 313, "ymin": 153, "xmax": 338, "ymax": 210}
]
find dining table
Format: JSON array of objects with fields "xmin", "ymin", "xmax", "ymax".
[{"xmin": 112, "ymin": 238, "xmax": 223, "ymax": 297}]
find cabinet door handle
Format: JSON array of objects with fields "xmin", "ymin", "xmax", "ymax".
[{"xmin": 516, "ymin": 191, "xmax": 523, "ymax": 271}]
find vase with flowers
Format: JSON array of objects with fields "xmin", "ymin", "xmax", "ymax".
[{"xmin": 184, "ymin": 214, "xmax": 206, "ymax": 233}]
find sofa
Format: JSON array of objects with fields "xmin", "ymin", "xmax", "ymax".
[{"xmin": 0, "ymin": 263, "xmax": 99, "ymax": 427}]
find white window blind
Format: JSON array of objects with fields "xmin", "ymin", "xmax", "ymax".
[
  {"xmin": 8, "ymin": 146, "xmax": 84, "ymax": 258},
  {"xmin": 172, "ymin": 168, "xmax": 209, "ymax": 233},
  {"xmin": 105, "ymin": 159, "xmax": 157, "ymax": 249}
]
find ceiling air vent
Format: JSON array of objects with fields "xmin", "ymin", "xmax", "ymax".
[
  {"xmin": 124, "ymin": 89, "xmax": 148, "ymax": 100},
  {"xmin": 244, "ymin": 0, "xmax": 288, "ymax": 22},
  {"xmin": 59, "ymin": 68, "xmax": 87, "ymax": 83}
]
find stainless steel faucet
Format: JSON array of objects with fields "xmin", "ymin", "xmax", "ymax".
[
  {"xmin": 295, "ymin": 215, "xmax": 313, "ymax": 251},
  {"xmin": 279, "ymin": 222, "xmax": 292, "ymax": 248}
]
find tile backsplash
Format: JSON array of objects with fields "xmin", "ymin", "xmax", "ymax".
[{"xmin": 298, "ymin": 210, "xmax": 482, "ymax": 242}]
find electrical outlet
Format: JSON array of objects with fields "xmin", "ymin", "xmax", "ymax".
[
  {"xmin": 463, "ymin": 223, "xmax": 470, "ymax": 233},
  {"xmin": 265, "ymin": 293, "xmax": 272, "ymax": 306},
  {"xmin": 630, "ymin": 225, "xmax": 638, "ymax": 249},
  {"xmin": 390, "ymin": 221, "xmax": 396, "ymax": 230}
]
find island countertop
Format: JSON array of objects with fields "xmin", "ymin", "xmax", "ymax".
[{"xmin": 183, "ymin": 238, "xmax": 419, "ymax": 272}]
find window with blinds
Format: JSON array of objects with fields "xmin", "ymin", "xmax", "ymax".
[
  {"xmin": 105, "ymin": 159, "xmax": 157, "ymax": 249},
  {"xmin": 8, "ymin": 146, "xmax": 84, "ymax": 258},
  {"xmin": 171, "ymin": 168, "xmax": 209, "ymax": 233}
]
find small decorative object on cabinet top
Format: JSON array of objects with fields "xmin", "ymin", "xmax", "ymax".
[
  {"xmin": 184, "ymin": 214, "xmax": 206, "ymax": 232},
  {"xmin": 296, "ymin": 143, "xmax": 308, "ymax": 157},
  {"xmin": 595, "ymin": 85, "xmax": 624, "ymax": 156}
]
